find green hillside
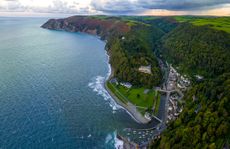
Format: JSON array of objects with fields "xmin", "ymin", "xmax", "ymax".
[
  {"xmin": 150, "ymin": 73, "xmax": 230, "ymax": 149},
  {"xmin": 157, "ymin": 23, "xmax": 230, "ymax": 79},
  {"xmin": 150, "ymin": 17, "xmax": 230, "ymax": 148},
  {"xmin": 174, "ymin": 16, "xmax": 230, "ymax": 33},
  {"xmin": 107, "ymin": 22, "xmax": 164, "ymax": 87}
]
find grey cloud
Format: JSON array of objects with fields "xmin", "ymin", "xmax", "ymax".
[
  {"xmin": 91, "ymin": 0, "xmax": 230, "ymax": 14},
  {"xmin": 0, "ymin": 0, "xmax": 230, "ymax": 15},
  {"xmin": 91, "ymin": 0, "xmax": 143, "ymax": 14},
  {"xmin": 138, "ymin": 0, "xmax": 230, "ymax": 10}
]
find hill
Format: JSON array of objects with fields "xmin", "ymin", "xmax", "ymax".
[
  {"xmin": 157, "ymin": 23, "xmax": 230, "ymax": 79},
  {"xmin": 150, "ymin": 73, "xmax": 230, "ymax": 148},
  {"xmin": 173, "ymin": 16, "xmax": 230, "ymax": 33},
  {"xmin": 150, "ymin": 17, "xmax": 230, "ymax": 148},
  {"xmin": 42, "ymin": 16, "xmax": 163, "ymax": 87}
]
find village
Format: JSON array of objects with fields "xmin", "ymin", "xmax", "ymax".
[
  {"xmin": 107, "ymin": 62, "xmax": 191, "ymax": 148},
  {"xmin": 165, "ymin": 65, "xmax": 190, "ymax": 123}
]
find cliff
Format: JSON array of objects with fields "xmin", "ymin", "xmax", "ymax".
[{"xmin": 41, "ymin": 16, "xmax": 130, "ymax": 40}]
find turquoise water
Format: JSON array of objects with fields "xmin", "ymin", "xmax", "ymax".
[{"xmin": 0, "ymin": 17, "xmax": 153, "ymax": 148}]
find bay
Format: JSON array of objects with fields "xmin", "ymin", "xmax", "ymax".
[{"xmin": 0, "ymin": 17, "xmax": 151, "ymax": 149}]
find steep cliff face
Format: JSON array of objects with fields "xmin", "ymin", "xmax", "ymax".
[{"xmin": 41, "ymin": 16, "xmax": 130, "ymax": 40}]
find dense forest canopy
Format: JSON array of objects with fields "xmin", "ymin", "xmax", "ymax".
[
  {"xmin": 106, "ymin": 23, "xmax": 164, "ymax": 87},
  {"xmin": 116, "ymin": 16, "xmax": 230, "ymax": 148},
  {"xmin": 157, "ymin": 23, "xmax": 230, "ymax": 79},
  {"xmin": 149, "ymin": 17, "xmax": 230, "ymax": 148},
  {"xmin": 150, "ymin": 73, "xmax": 230, "ymax": 149}
]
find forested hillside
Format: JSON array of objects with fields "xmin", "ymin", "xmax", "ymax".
[
  {"xmin": 106, "ymin": 23, "xmax": 164, "ymax": 87},
  {"xmin": 157, "ymin": 23, "xmax": 230, "ymax": 79},
  {"xmin": 150, "ymin": 17, "xmax": 230, "ymax": 148},
  {"xmin": 150, "ymin": 73, "xmax": 230, "ymax": 148}
]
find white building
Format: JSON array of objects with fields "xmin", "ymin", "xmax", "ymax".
[
  {"xmin": 138, "ymin": 65, "xmax": 152, "ymax": 74},
  {"xmin": 120, "ymin": 82, "xmax": 132, "ymax": 88},
  {"xmin": 195, "ymin": 75, "xmax": 204, "ymax": 80},
  {"xmin": 145, "ymin": 112, "xmax": 152, "ymax": 121},
  {"xmin": 110, "ymin": 78, "xmax": 118, "ymax": 85}
]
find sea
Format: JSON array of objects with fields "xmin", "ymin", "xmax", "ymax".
[{"xmin": 0, "ymin": 17, "xmax": 152, "ymax": 148}]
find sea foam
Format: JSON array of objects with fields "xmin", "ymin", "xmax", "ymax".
[
  {"xmin": 88, "ymin": 75, "xmax": 121, "ymax": 111},
  {"xmin": 105, "ymin": 132, "xmax": 124, "ymax": 149},
  {"xmin": 114, "ymin": 136, "xmax": 124, "ymax": 149}
]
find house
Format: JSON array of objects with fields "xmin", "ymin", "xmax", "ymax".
[
  {"xmin": 120, "ymin": 82, "xmax": 132, "ymax": 88},
  {"xmin": 195, "ymin": 75, "xmax": 204, "ymax": 81},
  {"xmin": 171, "ymin": 94, "xmax": 179, "ymax": 100},
  {"xmin": 168, "ymin": 106, "xmax": 173, "ymax": 111},
  {"xmin": 138, "ymin": 65, "xmax": 152, "ymax": 74},
  {"xmin": 144, "ymin": 112, "xmax": 152, "ymax": 121},
  {"xmin": 110, "ymin": 78, "xmax": 118, "ymax": 85},
  {"xmin": 180, "ymin": 76, "xmax": 191, "ymax": 87}
]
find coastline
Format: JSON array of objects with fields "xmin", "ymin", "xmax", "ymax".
[
  {"xmin": 42, "ymin": 20, "xmax": 150, "ymax": 124},
  {"xmin": 104, "ymin": 50, "xmax": 150, "ymax": 124}
]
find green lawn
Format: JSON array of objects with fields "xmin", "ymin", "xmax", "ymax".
[
  {"xmin": 107, "ymin": 82, "xmax": 162, "ymax": 115},
  {"xmin": 174, "ymin": 16, "xmax": 230, "ymax": 33},
  {"xmin": 108, "ymin": 82, "xmax": 160, "ymax": 108},
  {"xmin": 119, "ymin": 86, "xmax": 154, "ymax": 108}
]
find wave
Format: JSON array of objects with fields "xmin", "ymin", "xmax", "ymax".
[
  {"xmin": 105, "ymin": 132, "xmax": 124, "ymax": 149},
  {"xmin": 88, "ymin": 51, "xmax": 142, "ymax": 123},
  {"xmin": 105, "ymin": 52, "xmax": 112, "ymax": 80},
  {"xmin": 88, "ymin": 75, "xmax": 121, "ymax": 111},
  {"xmin": 114, "ymin": 136, "xmax": 124, "ymax": 149}
]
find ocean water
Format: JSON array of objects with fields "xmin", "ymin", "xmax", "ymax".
[{"xmin": 0, "ymin": 17, "xmax": 153, "ymax": 149}]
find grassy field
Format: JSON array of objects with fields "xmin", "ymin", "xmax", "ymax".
[
  {"xmin": 117, "ymin": 85, "xmax": 155, "ymax": 108},
  {"xmin": 174, "ymin": 16, "xmax": 230, "ymax": 33},
  {"xmin": 107, "ymin": 82, "xmax": 161, "ymax": 113}
]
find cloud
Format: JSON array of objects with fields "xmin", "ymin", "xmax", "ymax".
[
  {"xmin": 0, "ymin": 0, "xmax": 229, "ymax": 16},
  {"xmin": 3, "ymin": 0, "xmax": 19, "ymax": 1},
  {"xmin": 90, "ymin": 0, "xmax": 142, "ymax": 14},
  {"xmin": 0, "ymin": 0, "xmax": 26, "ymax": 12},
  {"xmin": 46, "ymin": 0, "xmax": 90, "ymax": 14},
  {"xmin": 0, "ymin": 0, "xmax": 91, "ymax": 14},
  {"xmin": 91, "ymin": 0, "xmax": 230, "ymax": 14},
  {"xmin": 138, "ymin": 0, "xmax": 230, "ymax": 10}
]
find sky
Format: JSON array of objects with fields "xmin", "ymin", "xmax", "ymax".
[{"xmin": 0, "ymin": 0, "xmax": 230, "ymax": 16}]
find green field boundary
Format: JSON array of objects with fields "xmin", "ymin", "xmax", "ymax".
[
  {"xmin": 107, "ymin": 82, "xmax": 129, "ymax": 104},
  {"xmin": 107, "ymin": 82, "xmax": 160, "ymax": 116},
  {"xmin": 153, "ymin": 90, "xmax": 161, "ymax": 115}
]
